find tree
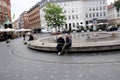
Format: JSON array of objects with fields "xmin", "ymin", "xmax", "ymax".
[
  {"xmin": 114, "ymin": 0, "xmax": 120, "ymax": 12},
  {"xmin": 43, "ymin": 3, "xmax": 66, "ymax": 32}
]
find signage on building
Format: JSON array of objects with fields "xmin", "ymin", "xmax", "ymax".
[
  {"xmin": 92, "ymin": 18, "xmax": 97, "ymax": 31},
  {"xmin": 92, "ymin": 18, "xmax": 97, "ymax": 26}
]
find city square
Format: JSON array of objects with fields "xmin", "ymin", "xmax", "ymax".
[
  {"xmin": 0, "ymin": 34, "xmax": 120, "ymax": 80},
  {"xmin": 1, "ymin": 0, "xmax": 120, "ymax": 80}
]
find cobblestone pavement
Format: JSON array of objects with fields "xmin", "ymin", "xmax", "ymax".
[{"xmin": 0, "ymin": 34, "xmax": 120, "ymax": 80}]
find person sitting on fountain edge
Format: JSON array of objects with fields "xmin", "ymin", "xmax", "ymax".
[
  {"xmin": 56, "ymin": 35, "xmax": 65, "ymax": 55},
  {"xmin": 62, "ymin": 33, "xmax": 72, "ymax": 54},
  {"xmin": 28, "ymin": 34, "xmax": 34, "ymax": 41}
]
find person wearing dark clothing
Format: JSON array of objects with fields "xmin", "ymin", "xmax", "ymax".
[
  {"xmin": 6, "ymin": 33, "xmax": 12, "ymax": 44},
  {"xmin": 23, "ymin": 32, "xmax": 26, "ymax": 40},
  {"xmin": 56, "ymin": 35, "xmax": 65, "ymax": 55},
  {"xmin": 22, "ymin": 32, "xmax": 27, "ymax": 44},
  {"xmin": 62, "ymin": 34, "xmax": 72, "ymax": 54},
  {"xmin": 28, "ymin": 34, "xmax": 34, "ymax": 41}
]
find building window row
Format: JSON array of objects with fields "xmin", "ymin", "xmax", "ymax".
[
  {"xmin": 66, "ymin": 15, "xmax": 80, "ymax": 20},
  {"xmin": 86, "ymin": 12, "xmax": 106, "ymax": 18},
  {"xmin": 4, "ymin": 8, "xmax": 8, "ymax": 15},
  {"xmin": 89, "ymin": 6, "xmax": 106, "ymax": 11},
  {"xmin": 65, "ymin": 22, "xmax": 84, "ymax": 29},
  {"xmin": 64, "ymin": 8, "xmax": 82, "ymax": 13},
  {"xmin": 86, "ymin": 1, "xmax": 106, "ymax": 5}
]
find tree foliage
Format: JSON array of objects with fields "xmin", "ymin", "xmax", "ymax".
[
  {"xmin": 43, "ymin": 3, "xmax": 66, "ymax": 31},
  {"xmin": 114, "ymin": 0, "xmax": 120, "ymax": 12}
]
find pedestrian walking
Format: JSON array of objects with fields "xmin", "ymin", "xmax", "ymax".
[
  {"xmin": 56, "ymin": 35, "xmax": 65, "ymax": 55},
  {"xmin": 23, "ymin": 32, "xmax": 26, "ymax": 40},
  {"xmin": 22, "ymin": 32, "xmax": 27, "ymax": 44},
  {"xmin": 6, "ymin": 33, "xmax": 11, "ymax": 43}
]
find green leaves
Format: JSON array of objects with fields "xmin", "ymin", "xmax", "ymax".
[
  {"xmin": 43, "ymin": 3, "xmax": 66, "ymax": 31},
  {"xmin": 114, "ymin": 1, "xmax": 120, "ymax": 12}
]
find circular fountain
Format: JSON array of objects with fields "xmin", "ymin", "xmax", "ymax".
[{"xmin": 27, "ymin": 32, "xmax": 120, "ymax": 52}]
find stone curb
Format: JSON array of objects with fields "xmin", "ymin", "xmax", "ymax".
[{"xmin": 27, "ymin": 39, "xmax": 120, "ymax": 52}]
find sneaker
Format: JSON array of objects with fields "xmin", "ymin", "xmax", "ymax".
[{"xmin": 58, "ymin": 52, "xmax": 61, "ymax": 55}]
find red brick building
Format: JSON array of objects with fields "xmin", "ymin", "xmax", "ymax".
[{"xmin": 0, "ymin": 0, "xmax": 11, "ymax": 25}]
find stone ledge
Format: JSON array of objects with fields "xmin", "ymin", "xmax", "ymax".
[
  {"xmin": 27, "ymin": 43, "xmax": 120, "ymax": 52},
  {"xmin": 27, "ymin": 32, "xmax": 120, "ymax": 52}
]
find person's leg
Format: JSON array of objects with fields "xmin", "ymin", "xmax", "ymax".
[
  {"xmin": 64, "ymin": 44, "xmax": 71, "ymax": 54},
  {"xmin": 57, "ymin": 44, "xmax": 62, "ymax": 55}
]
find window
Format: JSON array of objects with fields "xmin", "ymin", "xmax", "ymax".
[
  {"xmin": 103, "ymin": 1, "xmax": 105, "ymax": 4},
  {"xmin": 4, "ymin": 8, "xmax": 8, "ymax": 15},
  {"xmin": 100, "ymin": 6, "xmax": 102, "ymax": 10},
  {"xmin": 64, "ymin": 2, "xmax": 66, "ymax": 6},
  {"xmin": 96, "ymin": 13, "xmax": 99, "ymax": 17},
  {"xmin": 0, "ymin": 6, "xmax": 2, "ymax": 13},
  {"xmin": 86, "ymin": 13, "xmax": 88, "ymax": 18},
  {"xmin": 117, "ymin": 14, "xmax": 119, "ymax": 17},
  {"xmin": 89, "ymin": 8, "xmax": 91, "ymax": 11},
  {"xmin": 89, "ymin": 13, "xmax": 92, "ymax": 17},
  {"xmin": 93, "ymin": 13, "xmax": 95, "ymax": 17},
  {"xmin": 72, "ymin": 9, "xmax": 74, "ymax": 13},
  {"xmin": 68, "ymin": 15, "xmax": 71, "ymax": 20},
  {"xmin": 104, "ymin": 12, "xmax": 106, "ymax": 16},
  {"xmin": 93, "ymin": 8, "xmax": 95, "ymax": 11},
  {"xmin": 103, "ymin": 6, "xmax": 106, "ymax": 10},
  {"xmin": 65, "ymin": 17, "xmax": 67, "ymax": 20},
  {"xmin": 65, "ymin": 24, "xmax": 68, "ymax": 29},
  {"xmin": 76, "ymin": 15, "xmax": 78, "ymax": 19},
  {"xmin": 73, "ymin": 23, "xmax": 75, "ymax": 28},
  {"xmin": 100, "ymin": 12, "xmax": 102, "ymax": 16},
  {"xmin": 64, "ymin": 10, "xmax": 66, "ymax": 13},
  {"xmin": 96, "ymin": 7, "xmax": 98, "ymax": 11},
  {"xmin": 72, "ymin": 15, "xmax": 75, "ymax": 19}
]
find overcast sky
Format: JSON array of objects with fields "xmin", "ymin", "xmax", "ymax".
[{"xmin": 11, "ymin": 0, "xmax": 114, "ymax": 21}]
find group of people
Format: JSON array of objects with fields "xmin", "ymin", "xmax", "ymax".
[
  {"xmin": 56, "ymin": 34, "xmax": 72, "ymax": 55},
  {"xmin": 23, "ymin": 32, "xmax": 72, "ymax": 55}
]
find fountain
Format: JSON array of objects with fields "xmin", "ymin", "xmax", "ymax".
[{"xmin": 27, "ymin": 31, "xmax": 120, "ymax": 52}]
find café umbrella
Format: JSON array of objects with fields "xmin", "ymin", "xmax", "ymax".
[
  {"xmin": 16, "ymin": 28, "xmax": 32, "ymax": 32},
  {"xmin": 4, "ymin": 28, "xmax": 16, "ymax": 32},
  {"xmin": 0, "ymin": 28, "xmax": 16, "ymax": 32}
]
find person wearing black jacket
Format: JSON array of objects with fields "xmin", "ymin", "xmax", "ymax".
[
  {"xmin": 28, "ymin": 34, "xmax": 34, "ymax": 41},
  {"xmin": 56, "ymin": 35, "xmax": 65, "ymax": 55}
]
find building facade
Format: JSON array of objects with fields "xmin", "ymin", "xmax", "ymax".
[
  {"xmin": 0, "ymin": 0, "xmax": 11, "ymax": 26},
  {"xmin": 28, "ymin": 2, "xmax": 41, "ymax": 30},
  {"xmin": 19, "ymin": 11, "xmax": 29, "ymax": 29},
  {"xmin": 84, "ymin": 0, "xmax": 107, "ymax": 24},
  {"xmin": 108, "ymin": 3, "xmax": 120, "ymax": 25},
  {"xmin": 13, "ymin": 18, "xmax": 20, "ymax": 29},
  {"xmin": 39, "ymin": 0, "xmax": 107, "ymax": 31}
]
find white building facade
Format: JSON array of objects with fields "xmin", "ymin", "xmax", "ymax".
[
  {"xmin": 108, "ymin": 4, "xmax": 120, "ymax": 25},
  {"xmin": 39, "ymin": 0, "xmax": 107, "ymax": 31}
]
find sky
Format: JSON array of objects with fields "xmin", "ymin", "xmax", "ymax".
[
  {"xmin": 11, "ymin": 0, "xmax": 40, "ymax": 21},
  {"xmin": 11, "ymin": 0, "xmax": 114, "ymax": 21}
]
